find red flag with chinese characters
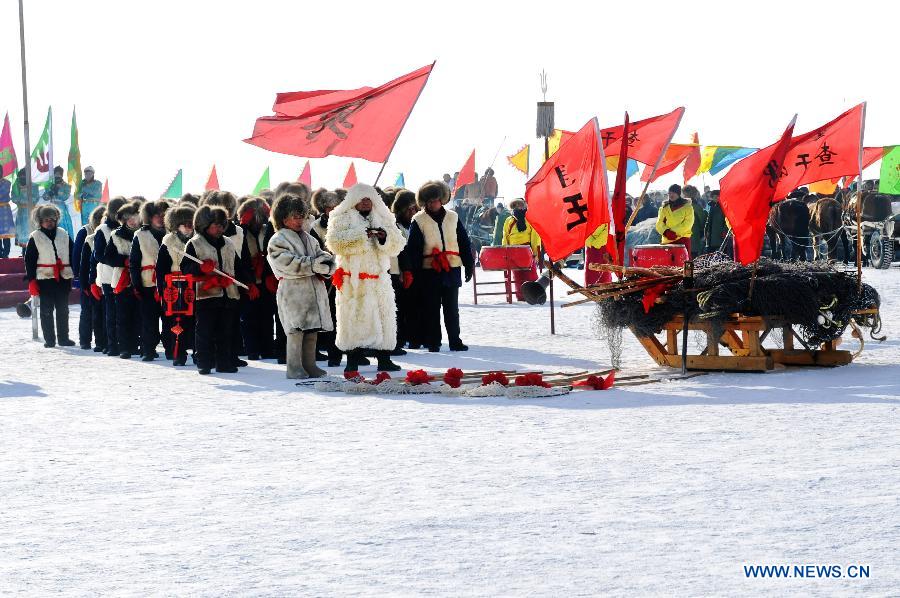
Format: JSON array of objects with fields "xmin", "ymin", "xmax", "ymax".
[
  {"xmin": 205, "ymin": 165, "xmax": 219, "ymax": 191},
  {"xmin": 343, "ymin": 162, "xmax": 357, "ymax": 188},
  {"xmin": 244, "ymin": 63, "xmax": 434, "ymax": 162},
  {"xmin": 601, "ymin": 107, "xmax": 684, "ymax": 167},
  {"xmin": 831, "ymin": 146, "xmax": 882, "ymax": 184},
  {"xmin": 453, "ymin": 150, "xmax": 475, "ymax": 196},
  {"xmin": 683, "ymin": 132, "xmax": 701, "ymax": 184},
  {"xmin": 719, "ymin": 115, "xmax": 797, "ymax": 265},
  {"xmin": 298, "ymin": 161, "xmax": 312, "ymax": 186},
  {"xmin": 526, "ymin": 118, "xmax": 611, "ymax": 262},
  {"xmin": 640, "ymin": 144, "xmax": 696, "ymax": 182},
  {"xmin": 775, "ymin": 103, "xmax": 865, "ymax": 198}
]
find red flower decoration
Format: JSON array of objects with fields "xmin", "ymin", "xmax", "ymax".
[
  {"xmin": 443, "ymin": 367, "xmax": 464, "ymax": 388},
  {"xmin": 372, "ymin": 371, "xmax": 392, "ymax": 385},
  {"xmin": 405, "ymin": 369, "xmax": 434, "ymax": 385},
  {"xmin": 344, "ymin": 371, "xmax": 364, "ymax": 382},
  {"xmin": 481, "ymin": 372, "xmax": 510, "ymax": 386},
  {"xmin": 514, "ymin": 373, "xmax": 551, "ymax": 388},
  {"xmin": 573, "ymin": 371, "xmax": 616, "ymax": 390}
]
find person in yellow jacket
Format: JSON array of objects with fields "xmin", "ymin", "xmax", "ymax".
[
  {"xmin": 655, "ymin": 184, "xmax": 695, "ymax": 254},
  {"xmin": 585, "ymin": 223, "xmax": 612, "ymax": 286},
  {"xmin": 501, "ymin": 198, "xmax": 541, "ymax": 301}
]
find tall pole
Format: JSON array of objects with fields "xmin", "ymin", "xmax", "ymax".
[
  {"xmin": 856, "ymin": 103, "xmax": 866, "ymax": 294},
  {"xmin": 545, "ymin": 135, "xmax": 555, "ymax": 335},
  {"xmin": 18, "ymin": 0, "xmax": 33, "ymax": 212}
]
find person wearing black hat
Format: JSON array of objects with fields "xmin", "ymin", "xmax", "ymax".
[
  {"xmin": 24, "ymin": 204, "xmax": 75, "ymax": 348},
  {"xmin": 389, "ymin": 189, "xmax": 419, "ymax": 353},
  {"xmin": 655, "ymin": 183, "xmax": 695, "ymax": 253},
  {"xmin": 130, "ymin": 200, "xmax": 171, "ymax": 361},
  {"xmin": 102, "ymin": 200, "xmax": 143, "ymax": 359}
]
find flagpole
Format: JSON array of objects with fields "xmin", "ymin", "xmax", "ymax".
[
  {"xmin": 374, "ymin": 61, "xmax": 436, "ymax": 186},
  {"xmin": 622, "ymin": 108, "xmax": 686, "ymax": 235},
  {"xmin": 17, "ymin": 0, "xmax": 33, "ymax": 214},
  {"xmin": 856, "ymin": 102, "xmax": 866, "ymax": 294}
]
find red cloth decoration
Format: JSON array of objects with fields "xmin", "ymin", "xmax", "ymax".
[
  {"xmin": 641, "ymin": 283, "xmax": 670, "ymax": 313},
  {"xmin": 514, "ymin": 373, "xmax": 551, "ymax": 388},
  {"xmin": 140, "ymin": 264, "xmax": 157, "ymax": 284},
  {"xmin": 481, "ymin": 372, "xmax": 509, "ymax": 386},
  {"xmin": 28, "ymin": 279, "xmax": 39, "ymax": 296},
  {"xmin": 443, "ymin": 368, "xmax": 464, "ymax": 388},
  {"xmin": 405, "ymin": 369, "xmax": 434, "ymax": 385},
  {"xmin": 428, "ymin": 248, "xmax": 459, "ymax": 273},
  {"xmin": 200, "ymin": 259, "xmax": 216, "ymax": 274},
  {"xmin": 113, "ymin": 267, "xmax": 131, "ymax": 294},
  {"xmin": 90, "ymin": 283, "xmax": 102, "ymax": 301},
  {"xmin": 372, "ymin": 371, "xmax": 392, "ymax": 385},
  {"xmin": 573, "ymin": 371, "xmax": 616, "ymax": 390},
  {"xmin": 358, "ymin": 272, "xmax": 379, "ymax": 280},
  {"xmin": 401, "ymin": 271, "xmax": 413, "ymax": 289},
  {"xmin": 265, "ymin": 275, "xmax": 279, "ymax": 293},
  {"xmin": 36, "ymin": 258, "xmax": 67, "ymax": 281},
  {"xmin": 344, "ymin": 371, "xmax": 364, "ymax": 381},
  {"xmin": 332, "ymin": 268, "xmax": 350, "ymax": 290}
]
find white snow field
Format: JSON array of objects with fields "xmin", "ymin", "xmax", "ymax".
[{"xmin": 1, "ymin": 268, "xmax": 898, "ymax": 596}]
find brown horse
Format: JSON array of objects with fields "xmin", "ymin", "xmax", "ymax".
[
  {"xmin": 808, "ymin": 197, "xmax": 844, "ymax": 260},
  {"xmin": 767, "ymin": 199, "xmax": 810, "ymax": 260}
]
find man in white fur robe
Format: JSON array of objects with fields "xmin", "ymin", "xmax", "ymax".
[{"xmin": 325, "ymin": 183, "xmax": 406, "ymax": 373}]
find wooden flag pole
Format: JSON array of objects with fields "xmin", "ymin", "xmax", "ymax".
[{"xmin": 856, "ymin": 102, "xmax": 867, "ymax": 295}]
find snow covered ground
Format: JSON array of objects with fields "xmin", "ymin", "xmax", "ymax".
[{"xmin": 1, "ymin": 267, "xmax": 898, "ymax": 596}]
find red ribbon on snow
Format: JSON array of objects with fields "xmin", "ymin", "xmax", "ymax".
[
  {"xmin": 443, "ymin": 368, "xmax": 464, "ymax": 388},
  {"xmin": 573, "ymin": 371, "xmax": 616, "ymax": 390},
  {"xmin": 514, "ymin": 372, "xmax": 551, "ymax": 388}
]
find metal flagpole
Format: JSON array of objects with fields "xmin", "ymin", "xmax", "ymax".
[{"xmin": 856, "ymin": 102, "xmax": 866, "ymax": 294}]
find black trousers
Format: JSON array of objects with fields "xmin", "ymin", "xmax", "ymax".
[
  {"xmin": 137, "ymin": 287, "xmax": 162, "ymax": 357},
  {"xmin": 37, "ymin": 279, "xmax": 71, "ymax": 344},
  {"xmin": 114, "ymin": 290, "xmax": 140, "ymax": 354},
  {"xmin": 240, "ymin": 293, "xmax": 274, "ymax": 358},
  {"xmin": 194, "ymin": 298, "xmax": 238, "ymax": 370},
  {"xmin": 392, "ymin": 274, "xmax": 420, "ymax": 349},
  {"xmin": 316, "ymin": 284, "xmax": 339, "ymax": 359},
  {"xmin": 418, "ymin": 271, "xmax": 461, "ymax": 348},
  {"xmin": 102, "ymin": 284, "xmax": 118, "ymax": 351},
  {"xmin": 78, "ymin": 288, "xmax": 106, "ymax": 348}
]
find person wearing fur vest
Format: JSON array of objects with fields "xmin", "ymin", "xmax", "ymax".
[
  {"xmin": 389, "ymin": 189, "xmax": 419, "ymax": 353},
  {"xmin": 77, "ymin": 205, "xmax": 107, "ymax": 351},
  {"xmin": 129, "ymin": 200, "xmax": 170, "ymax": 361},
  {"xmin": 155, "ymin": 203, "xmax": 196, "ymax": 366},
  {"xmin": 237, "ymin": 196, "xmax": 274, "ymax": 361},
  {"xmin": 406, "ymin": 181, "xmax": 474, "ymax": 352},
  {"xmin": 102, "ymin": 200, "xmax": 143, "ymax": 359},
  {"xmin": 325, "ymin": 183, "xmax": 406, "ymax": 373},
  {"xmin": 91, "ymin": 196, "xmax": 129, "ymax": 356},
  {"xmin": 179, "ymin": 205, "xmax": 253, "ymax": 375},
  {"xmin": 266, "ymin": 192, "xmax": 336, "ymax": 379},
  {"xmin": 24, "ymin": 204, "xmax": 75, "ymax": 348},
  {"xmin": 309, "ymin": 186, "xmax": 345, "ymax": 366}
]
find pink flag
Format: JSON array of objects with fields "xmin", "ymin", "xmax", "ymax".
[
  {"xmin": 205, "ymin": 165, "xmax": 219, "ymax": 191},
  {"xmin": 298, "ymin": 161, "xmax": 312, "ymax": 186},
  {"xmin": 343, "ymin": 162, "xmax": 358, "ymax": 188},
  {"xmin": 0, "ymin": 113, "xmax": 18, "ymax": 178}
]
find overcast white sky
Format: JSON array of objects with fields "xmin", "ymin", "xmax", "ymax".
[{"xmin": 0, "ymin": 0, "xmax": 894, "ymax": 200}]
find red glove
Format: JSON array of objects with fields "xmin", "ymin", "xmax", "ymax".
[
  {"xmin": 663, "ymin": 229, "xmax": 678, "ymax": 241},
  {"xmin": 217, "ymin": 275, "xmax": 234, "ymax": 288},
  {"xmin": 246, "ymin": 283, "xmax": 260, "ymax": 301},
  {"xmin": 91, "ymin": 283, "xmax": 102, "ymax": 301},
  {"xmin": 402, "ymin": 271, "xmax": 413, "ymax": 289},
  {"xmin": 264, "ymin": 275, "xmax": 278, "ymax": 293},
  {"xmin": 28, "ymin": 279, "xmax": 40, "ymax": 297},
  {"xmin": 200, "ymin": 259, "xmax": 216, "ymax": 274}
]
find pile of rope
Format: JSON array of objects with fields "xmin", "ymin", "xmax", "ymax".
[{"xmin": 593, "ymin": 259, "xmax": 881, "ymax": 346}]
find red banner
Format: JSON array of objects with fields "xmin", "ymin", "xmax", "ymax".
[{"xmin": 601, "ymin": 107, "xmax": 684, "ymax": 167}]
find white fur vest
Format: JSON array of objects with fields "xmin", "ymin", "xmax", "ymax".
[
  {"xmin": 94, "ymin": 222, "xmax": 114, "ymax": 285},
  {"xmin": 134, "ymin": 228, "xmax": 163, "ymax": 287},
  {"xmin": 161, "ymin": 232, "xmax": 187, "ymax": 274},
  {"xmin": 412, "ymin": 209, "xmax": 462, "ymax": 269},
  {"xmin": 31, "ymin": 228, "xmax": 73, "ymax": 280},
  {"xmin": 110, "ymin": 231, "xmax": 134, "ymax": 291}
]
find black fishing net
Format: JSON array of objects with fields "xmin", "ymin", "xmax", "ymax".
[{"xmin": 595, "ymin": 259, "xmax": 881, "ymax": 346}]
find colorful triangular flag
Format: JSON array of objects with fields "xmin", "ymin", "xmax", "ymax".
[
  {"xmin": 253, "ymin": 166, "xmax": 270, "ymax": 194},
  {"xmin": 507, "ymin": 144, "xmax": 529, "ymax": 176},
  {"xmin": 343, "ymin": 162, "xmax": 357, "ymax": 188},
  {"xmin": 205, "ymin": 165, "xmax": 219, "ymax": 191},
  {"xmin": 298, "ymin": 161, "xmax": 311, "ymax": 186},
  {"xmin": 31, "ymin": 107, "xmax": 52, "ymax": 186},
  {"xmin": 453, "ymin": 150, "xmax": 475, "ymax": 196},
  {"xmin": 395, "ymin": 172, "xmax": 405, "ymax": 187},
  {"xmin": 161, "ymin": 169, "xmax": 183, "ymax": 199},
  {"xmin": 0, "ymin": 113, "xmax": 18, "ymax": 180},
  {"xmin": 101, "ymin": 178, "xmax": 109, "ymax": 203},
  {"xmin": 67, "ymin": 107, "xmax": 83, "ymax": 211}
]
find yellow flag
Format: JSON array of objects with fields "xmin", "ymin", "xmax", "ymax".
[
  {"xmin": 507, "ymin": 144, "xmax": 529, "ymax": 176},
  {"xmin": 808, "ymin": 179, "xmax": 838, "ymax": 195}
]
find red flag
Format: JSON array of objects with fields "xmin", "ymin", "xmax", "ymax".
[
  {"xmin": 719, "ymin": 115, "xmax": 797, "ymax": 265},
  {"xmin": 525, "ymin": 118, "xmax": 611, "ymax": 262},
  {"xmin": 609, "ymin": 113, "xmax": 630, "ymax": 265},
  {"xmin": 601, "ymin": 107, "xmax": 684, "ymax": 167},
  {"xmin": 453, "ymin": 150, "xmax": 475, "ymax": 196},
  {"xmin": 683, "ymin": 132, "xmax": 701, "ymax": 184},
  {"xmin": 244, "ymin": 63, "xmax": 434, "ymax": 163},
  {"xmin": 101, "ymin": 179, "xmax": 109, "ymax": 204},
  {"xmin": 205, "ymin": 165, "xmax": 219, "ymax": 191},
  {"xmin": 831, "ymin": 146, "xmax": 882, "ymax": 184},
  {"xmin": 640, "ymin": 144, "xmax": 695, "ymax": 182},
  {"xmin": 775, "ymin": 103, "xmax": 865, "ymax": 198},
  {"xmin": 298, "ymin": 161, "xmax": 312, "ymax": 186},
  {"xmin": 343, "ymin": 162, "xmax": 358, "ymax": 188}
]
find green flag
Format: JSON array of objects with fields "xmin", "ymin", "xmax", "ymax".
[
  {"xmin": 162, "ymin": 169, "xmax": 183, "ymax": 198},
  {"xmin": 68, "ymin": 108, "xmax": 83, "ymax": 210},
  {"xmin": 253, "ymin": 166, "xmax": 270, "ymax": 194},
  {"xmin": 31, "ymin": 107, "xmax": 52, "ymax": 186},
  {"xmin": 878, "ymin": 146, "xmax": 900, "ymax": 195}
]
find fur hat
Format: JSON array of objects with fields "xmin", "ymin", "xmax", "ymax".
[
  {"xmin": 106, "ymin": 196, "xmax": 129, "ymax": 222},
  {"xmin": 378, "ymin": 186, "xmax": 397, "ymax": 208},
  {"xmin": 237, "ymin": 196, "xmax": 271, "ymax": 229},
  {"xmin": 682, "ymin": 185, "xmax": 700, "ymax": 200},
  {"xmin": 508, "ymin": 198, "xmax": 527, "ymax": 210},
  {"xmin": 270, "ymin": 193, "xmax": 309, "ymax": 231},
  {"xmin": 259, "ymin": 189, "xmax": 275, "ymax": 204},
  {"xmin": 201, "ymin": 190, "xmax": 238, "ymax": 218},
  {"xmin": 32, "ymin": 204, "xmax": 61, "ymax": 226},
  {"xmin": 193, "ymin": 205, "xmax": 229, "ymax": 233},
  {"xmin": 311, "ymin": 188, "xmax": 341, "ymax": 215},
  {"xmin": 274, "ymin": 181, "xmax": 311, "ymax": 202},
  {"xmin": 391, "ymin": 189, "xmax": 417, "ymax": 215},
  {"xmin": 416, "ymin": 180, "xmax": 450, "ymax": 208},
  {"xmin": 130, "ymin": 196, "xmax": 147, "ymax": 203},
  {"xmin": 116, "ymin": 201, "xmax": 142, "ymax": 225},
  {"xmin": 141, "ymin": 200, "xmax": 171, "ymax": 226},
  {"xmin": 668, "ymin": 184, "xmax": 682, "ymax": 195},
  {"xmin": 88, "ymin": 205, "xmax": 106, "ymax": 233},
  {"xmin": 165, "ymin": 204, "xmax": 196, "ymax": 232},
  {"xmin": 180, "ymin": 193, "xmax": 200, "ymax": 206}
]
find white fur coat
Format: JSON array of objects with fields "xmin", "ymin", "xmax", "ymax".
[
  {"xmin": 267, "ymin": 228, "xmax": 335, "ymax": 333},
  {"xmin": 325, "ymin": 184, "xmax": 406, "ymax": 351}
]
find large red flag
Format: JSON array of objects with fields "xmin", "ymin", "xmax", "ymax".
[
  {"xmin": 298, "ymin": 161, "xmax": 312, "ymax": 186},
  {"xmin": 244, "ymin": 63, "xmax": 434, "ymax": 162},
  {"xmin": 453, "ymin": 150, "xmax": 475, "ymax": 197},
  {"xmin": 526, "ymin": 118, "xmax": 611, "ymax": 262},
  {"xmin": 640, "ymin": 144, "xmax": 696, "ymax": 182},
  {"xmin": 683, "ymin": 132, "xmax": 701, "ymax": 184},
  {"xmin": 610, "ymin": 113, "xmax": 630, "ymax": 264},
  {"xmin": 719, "ymin": 115, "xmax": 797, "ymax": 265},
  {"xmin": 205, "ymin": 165, "xmax": 219, "ymax": 191},
  {"xmin": 601, "ymin": 107, "xmax": 684, "ymax": 167},
  {"xmin": 343, "ymin": 162, "xmax": 358, "ymax": 188},
  {"xmin": 775, "ymin": 103, "xmax": 865, "ymax": 198}
]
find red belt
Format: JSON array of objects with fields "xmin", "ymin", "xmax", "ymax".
[
  {"xmin": 36, "ymin": 259, "xmax": 68, "ymax": 281},
  {"xmin": 332, "ymin": 268, "xmax": 379, "ymax": 291},
  {"xmin": 141, "ymin": 264, "xmax": 157, "ymax": 284},
  {"xmin": 426, "ymin": 248, "xmax": 459, "ymax": 273}
]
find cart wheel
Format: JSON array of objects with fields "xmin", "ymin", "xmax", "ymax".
[{"xmin": 869, "ymin": 230, "xmax": 893, "ymax": 269}]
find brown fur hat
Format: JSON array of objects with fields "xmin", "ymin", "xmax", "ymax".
[
  {"xmin": 508, "ymin": 198, "xmax": 527, "ymax": 211},
  {"xmin": 274, "ymin": 181, "xmax": 311, "ymax": 202},
  {"xmin": 165, "ymin": 204, "xmax": 196, "ymax": 233},
  {"xmin": 270, "ymin": 193, "xmax": 309, "ymax": 231},
  {"xmin": 88, "ymin": 205, "xmax": 107, "ymax": 233},
  {"xmin": 130, "ymin": 196, "xmax": 147, "ymax": 203},
  {"xmin": 391, "ymin": 189, "xmax": 417, "ymax": 215},
  {"xmin": 259, "ymin": 189, "xmax": 275, "ymax": 205},
  {"xmin": 193, "ymin": 205, "xmax": 229, "ymax": 233},
  {"xmin": 378, "ymin": 186, "xmax": 397, "ymax": 208},
  {"xmin": 105, "ymin": 196, "xmax": 129, "ymax": 222},
  {"xmin": 416, "ymin": 180, "xmax": 450, "ymax": 208},
  {"xmin": 116, "ymin": 201, "xmax": 142, "ymax": 225},
  {"xmin": 32, "ymin": 204, "xmax": 61, "ymax": 226},
  {"xmin": 311, "ymin": 188, "xmax": 341, "ymax": 215},
  {"xmin": 237, "ymin": 196, "xmax": 271, "ymax": 229},
  {"xmin": 141, "ymin": 200, "xmax": 171, "ymax": 226},
  {"xmin": 179, "ymin": 193, "xmax": 200, "ymax": 206},
  {"xmin": 201, "ymin": 190, "xmax": 238, "ymax": 218}
]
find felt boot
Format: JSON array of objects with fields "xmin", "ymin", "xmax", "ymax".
[
  {"xmin": 286, "ymin": 332, "xmax": 308, "ymax": 379},
  {"xmin": 301, "ymin": 332, "xmax": 327, "ymax": 378}
]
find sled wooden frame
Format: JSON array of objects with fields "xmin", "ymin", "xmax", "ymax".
[{"xmin": 630, "ymin": 313, "xmax": 867, "ymax": 372}]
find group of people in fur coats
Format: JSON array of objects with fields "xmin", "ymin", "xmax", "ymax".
[{"xmin": 23, "ymin": 178, "xmax": 475, "ymax": 379}]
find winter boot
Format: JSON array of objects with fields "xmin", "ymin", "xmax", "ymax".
[
  {"xmin": 376, "ymin": 350, "xmax": 401, "ymax": 372},
  {"xmin": 344, "ymin": 349, "xmax": 362, "ymax": 374},
  {"xmin": 301, "ymin": 332, "xmax": 327, "ymax": 378},
  {"xmin": 285, "ymin": 332, "xmax": 308, "ymax": 379}
]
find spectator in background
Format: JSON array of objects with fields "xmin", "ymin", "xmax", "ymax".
[{"xmin": 481, "ymin": 168, "xmax": 498, "ymax": 207}]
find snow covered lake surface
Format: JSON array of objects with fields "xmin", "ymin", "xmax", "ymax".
[{"xmin": 1, "ymin": 267, "xmax": 898, "ymax": 596}]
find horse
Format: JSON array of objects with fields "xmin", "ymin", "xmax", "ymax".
[
  {"xmin": 808, "ymin": 196, "xmax": 845, "ymax": 260},
  {"xmin": 767, "ymin": 198, "xmax": 810, "ymax": 260}
]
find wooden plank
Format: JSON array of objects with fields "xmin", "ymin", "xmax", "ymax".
[
  {"xmin": 768, "ymin": 349, "xmax": 854, "ymax": 367},
  {"xmin": 661, "ymin": 354, "xmax": 773, "ymax": 372},
  {"xmin": 745, "ymin": 330, "xmax": 763, "ymax": 357},
  {"xmin": 782, "ymin": 326, "xmax": 794, "ymax": 350},
  {"xmin": 706, "ymin": 329, "xmax": 719, "ymax": 356},
  {"xmin": 666, "ymin": 329, "xmax": 678, "ymax": 354}
]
